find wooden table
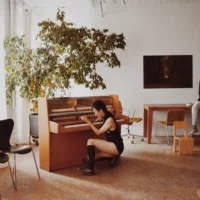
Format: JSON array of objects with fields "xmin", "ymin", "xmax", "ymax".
[{"xmin": 143, "ymin": 104, "xmax": 192, "ymax": 144}]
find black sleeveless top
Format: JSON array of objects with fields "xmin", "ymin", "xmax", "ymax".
[
  {"xmin": 104, "ymin": 117, "xmax": 122, "ymax": 143},
  {"xmin": 103, "ymin": 112, "xmax": 124, "ymax": 154}
]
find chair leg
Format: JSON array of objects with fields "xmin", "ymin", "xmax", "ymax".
[
  {"xmin": 31, "ymin": 147, "xmax": 41, "ymax": 179},
  {"xmin": 173, "ymin": 138, "xmax": 176, "ymax": 152},
  {"xmin": 122, "ymin": 125, "xmax": 129, "ymax": 137},
  {"xmin": 127, "ymin": 125, "xmax": 130, "ymax": 138},
  {"xmin": 131, "ymin": 136, "xmax": 134, "ymax": 144},
  {"xmin": 125, "ymin": 123, "xmax": 143, "ymax": 144},
  {"xmin": 168, "ymin": 126, "xmax": 173, "ymax": 144},
  {"xmin": 8, "ymin": 159, "xmax": 16, "ymax": 189},
  {"xmin": 170, "ymin": 126, "xmax": 173, "ymax": 142},
  {"xmin": 182, "ymin": 128, "xmax": 185, "ymax": 135},
  {"xmin": 154, "ymin": 122, "xmax": 158, "ymax": 143},
  {"xmin": 166, "ymin": 126, "xmax": 170, "ymax": 145},
  {"xmin": 13, "ymin": 154, "xmax": 17, "ymax": 189}
]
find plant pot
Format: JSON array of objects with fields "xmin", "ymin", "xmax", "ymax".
[{"xmin": 29, "ymin": 113, "xmax": 39, "ymax": 146}]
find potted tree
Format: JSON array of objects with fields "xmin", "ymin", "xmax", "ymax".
[{"xmin": 4, "ymin": 9, "xmax": 126, "ymax": 145}]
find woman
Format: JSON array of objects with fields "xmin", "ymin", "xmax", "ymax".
[
  {"xmin": 189, "ymin": 81, "xmax": 200, "ymax": 136},
  {"xmin": 78, "ymin": 100, "xmax": 124, "ymax": 176}
]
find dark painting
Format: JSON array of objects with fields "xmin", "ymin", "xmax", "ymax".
[{"xmin": 143, "ymin": 55, "xmax": 193, "ymax": 88}]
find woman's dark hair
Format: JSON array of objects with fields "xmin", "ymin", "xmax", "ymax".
[{"xmin": 92, "ymin": 100, "xmax": 113, "ymax": 119}]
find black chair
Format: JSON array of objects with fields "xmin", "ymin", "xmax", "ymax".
[
  {"xmin": 0, "ymin": 119, "xmax": 41, "ymax": 189},
  {"xmin": 0, "ymin": 152, "xmax": 15, "ymax": 189}
]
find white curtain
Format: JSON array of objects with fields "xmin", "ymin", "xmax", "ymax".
[
  {"xmin": 0, "ymin": 0, "xmax": 7, "ymax": 120},
  {"xmin": 10, "ymin": 0, "xmax": 31, "ymax": 144}
]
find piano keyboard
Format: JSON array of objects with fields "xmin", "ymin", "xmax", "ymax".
[{"xmin": 64, "ymin": 118, "xmax": 125, "ymax": 128}]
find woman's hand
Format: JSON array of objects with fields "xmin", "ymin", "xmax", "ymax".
[
  {"xmin": 95, "ymin": 117, "xmax": 102, "ymax": 122},
  {"xmin": 80, "ymin": 116, "xmax": 90, "ymax": 123}
]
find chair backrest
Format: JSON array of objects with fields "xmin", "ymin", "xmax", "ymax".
[
  {"xmin": 0, "ymin": 152, "xmax": 9, "ymax": 163},
  {"xmin": 166, "ymin": 109, "xmax": 185, "ymax": 126},
  {"xmin": 0, "ymin": 119, "xmax": 14, "ymax": 151},
  {"xmin": 123, "ymin": 108, "xmax": 135, "ymax": 118},
  {"xmin": 173, "ymin": 121, "xmax": 188, "ymax": 137}
]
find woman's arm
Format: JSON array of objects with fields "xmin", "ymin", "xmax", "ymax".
[
  {"xmin": 80, "ymin": 116, "xmax": 115, "ymax": 135},
  {"xmin": 198, "ymin": 81, "xmax": 200, "ymax": 101}
]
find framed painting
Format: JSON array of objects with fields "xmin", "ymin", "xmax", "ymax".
[{"xmin": 143, "ymin": 55, "xmax": 193, "ymax": 88}]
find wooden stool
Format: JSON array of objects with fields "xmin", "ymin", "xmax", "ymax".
[
  {"xmin": 173, "ymin": 121, "xmax": 194, "ymax": 155},
  {"xmin": 197, "ymin": 188, "xmax": 200, "ymax": 198}
]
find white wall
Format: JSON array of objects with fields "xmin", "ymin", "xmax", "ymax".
[
  {"xmin": 30, "ymin": 0, "xmax": 93, "ymax": 96},
  {"xmin": 30, "ymin": 0, "xmax": 93, "ymax": 48},
  {"xmin": 28, "ymin": 0, "xmax": 200, "ymax": 136},
  {"xmin": 91, "ymin": 0, "xmax": 200, "ymax": 135}
]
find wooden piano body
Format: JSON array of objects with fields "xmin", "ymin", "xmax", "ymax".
[{"xmin": 38, "ymin": 94, "xmax": 128, "ymax": 171}]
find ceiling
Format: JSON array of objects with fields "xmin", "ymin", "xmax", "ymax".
[
  {"xmin": 24, "ymin": 0, "xmax": 126, "ymax": 9},
  {"xmin": 23, "ymin": 0, "xmax": 127, "ymax": 18},
  {"xmin": 24, "ymin": 0, "xmax": 90, "ymax": 18},
  {"xmin": 24, "ymin": 0, "xmax": 80, "ymax": 8}
]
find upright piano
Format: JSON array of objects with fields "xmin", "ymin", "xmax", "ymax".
[{"xmin": 38, "ymin": 94, "xmax": 128, "ymax": 171}]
